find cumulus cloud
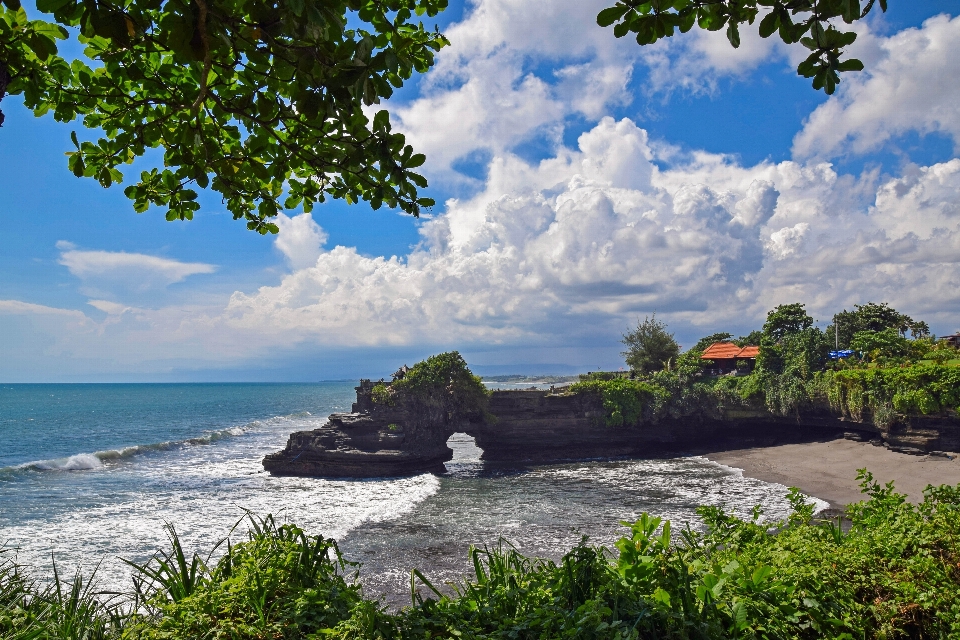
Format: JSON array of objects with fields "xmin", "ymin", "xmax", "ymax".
[
  {"xmin": 57, "ymin": 243, "xmax": 217, "ymax": 291},
  {"xmin": 7, "ymin": 6, "xmax": 960, "ymax": 377},
  {"xmin": 766, "ymin": 223, "xmax": 810, "ymax": 259},
  {"xmin": 7, "ymin": 117, "xmax": 960, "ymax": 375},
  {"xmin": 794, "ymin": 14, "xmax": 960, "ymax": 159},
  {"xmin": 391, "ymin": 0, "xmax": 639, "ymax": 183},
  {"xmin": 218, "ymin": 117, "xmax": 960, "ymax": 348},
  {"xmin": 274, "ymin": 213, "xmax": 328, "ymax": 270}
]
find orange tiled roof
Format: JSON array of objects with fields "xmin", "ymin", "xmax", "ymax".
[
  {"xmin": 701, "ymin": 342, "xmax": 742, "ymax": 359},
  {"xmin": 700, "ymin": 343, "xmax": 759, "ymax": 360}
]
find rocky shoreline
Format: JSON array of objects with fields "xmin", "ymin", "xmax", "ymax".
[{"xmin": 263, "ymin": 380, "xmax": 960, "ymax": 478}]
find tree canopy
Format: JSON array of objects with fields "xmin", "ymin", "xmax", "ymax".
[
  {"xmin": 828, "ymin": 302, "xmax": 928, "ymax": 349},
  {"xmin": 622, "ymin": 314, "xmax": 681, "ymax": 374},
  {"xmin": 597, "ymin": 0, "xmax": 887, "ymax": 95},
  {"xmin": 0, "ymin": 0, "xmax": 447, "ymax": 232},
  {"xmin": 761, "ymin": 302, "xmax": 813, "ymax": 343}
]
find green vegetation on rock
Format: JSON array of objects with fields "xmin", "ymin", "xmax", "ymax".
[
  {"xmin": 570, "ymin": 377, "xmax": 667, "ymax": 427},
  {"xmin": 374, "ymin": 351, "xmax": 489, "ymax": 422},
  {"xmin": 591, "ymin": 301, "xmax": 960, "ymax": 429}
]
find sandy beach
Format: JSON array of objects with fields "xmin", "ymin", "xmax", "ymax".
[{"xmin": 706, "ymin": 439, "xmax": 960, "ymax": 509}]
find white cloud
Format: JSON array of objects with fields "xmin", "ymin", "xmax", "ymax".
[
  {"xmin": 391, "ymin": 0, "xmax": 638, "ymax": 183},
  {"xmin": 58, "ymin": 246, "xmax": 216, "ymax": 288},
  {"xmin": 217, "ymin": 117, "xmax": 960, "ymax": 350},
  {"xmin": 274, "ymin": 213, "xmax": 328, "ymax": 270},
  {"xmin": 8, "ymin": 9, "xmax": 960, "ymax": 377},
  {"xmin": 766, "ymin": 223, "xmax": 810, "ymax": 259},
  {"xmin": 7, "ymin": 115, "xmax": 960, "ymax": 375},
  {"xmin": 216, "ymin": 118, "xmax": 960, "ymax": 348},
  {"xmin": 0, "ymin": 299, "xmax": 90, "ymax": 319},
  {"xmin": 793, "ymin": 14, "xmax": 960, "ymax": 159}
]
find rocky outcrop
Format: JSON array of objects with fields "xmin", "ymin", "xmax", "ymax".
[
  {"xmin": 263, "ymin": 380, "xmax": 482, "ymax": 477},
  {"xmin": 263, "ymin": 383, "xmax": 960, "ymax": 478}
]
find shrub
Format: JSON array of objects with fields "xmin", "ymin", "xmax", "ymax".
[
  {"xmin": 370, "ymin": 382, "xmax": 394, "ymax": 406},
  {"xmin": 5, "ymin": 475, "xmax": 960, "ymax": 640},
  {"xmin": 126, "ymin": 515, "xmax": 364, "ymax": 640},
  {"xmin": 570, "ymin": 378, "xmax": 666, "ymax": 427},
  {"xmin": 395, "ymin": 472, "xmax": 960, "ymax": 640},
  {"xmin": 389, "ymin": 352, "xmax": 489, "ymax": 424},
  {"xmin": 828, "ymin": 364, "xmax": 960, "ymax": 424}
]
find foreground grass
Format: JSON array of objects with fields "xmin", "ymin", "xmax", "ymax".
[{"xmin": 3, "ymin": 471, "xmax": 959, "ymax": 639}]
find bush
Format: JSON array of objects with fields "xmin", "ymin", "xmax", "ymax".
[
  {"xmin": 371, "ymin": 382, "xmax": 394, "ymax": 406},
  {"xmin": 828, "ymin": 364, "xmax": 960, "ymax": 424},
  {"xmin": 399, "ymin": 472, "xmax": 960, "ymax": 639},
  {"xmin": 391, "ymin": 351, "xmax": 489, "ymax": 419},
  {"xmin": 569, "ymin": 378, "xmax": 667, "ymax": 427},
  {"xmin": 125, "ymin": 515, "xmax": 363, "ymax": 640}
]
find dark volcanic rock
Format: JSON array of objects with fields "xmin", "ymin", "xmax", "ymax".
[
  {"xmin": 263, "ymin": 380, "xmax": 468, "ymax": 477},
  {"xmin": 263, "ymin": 383, "xmax": 960, "ymax": 478}
]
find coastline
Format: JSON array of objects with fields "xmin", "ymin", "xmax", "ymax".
[{"xmin": 704, "ymin": 439, "xmax": 960, "ymax": 509}]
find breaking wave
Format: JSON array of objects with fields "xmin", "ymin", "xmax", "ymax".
[{"xmin": 0, "ymin": 414, "xmax": 309, "ymax": 476}]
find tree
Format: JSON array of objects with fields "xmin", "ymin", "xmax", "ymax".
[
  {"xmin": 691, "ymin": 332, "xmax": 732, "ymax": 353},
  {"xmin": 756, "ymin": 303, "xmax": 826, "ymax": 376},
  {"xmin": 735, "ymin": 330, "xmax": 763, "ymax": 347},
  {"xmin": 849, "ymin": 328, "xmax": 912, "ymax": 362},
  {"xmin": 827, "ymin": 302, "xmax": 917, "ymax": 349},
  {"xmin": 622, "ymin": 314, "xmax": 681, "ymax": 374},
  {"xmin": 597, "ymin": 0, "xmax": 887, "ymax": 95},
  {"xmin": 762, "ymin": 303, "xmax": 813, "ymax": 343},
  {"xmin": 0, "ymin": 0, "xmax": 447, "ymax": 232}
]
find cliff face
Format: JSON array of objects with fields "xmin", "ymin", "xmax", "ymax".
[
  {"xmin": 262, "ymin": 380, "xmax": 481, "ymax": 477},
  {"xmin": 262, "ymin": 383, "xmax": 960, "ymax": 478}
]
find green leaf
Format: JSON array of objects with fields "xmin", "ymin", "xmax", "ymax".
[
  {"xmin": 752, "ymin": 565, "xmax": 772, "ymax": 585},
  {"xmin": 1, "ymin": 0, "xmax": 22, "ymax": 11},
  {"xmin": 597, "ymin": 5, "xmax": 628, "ymax": 27},
  {"xmin": 726, "ymin": 22, "xmax": 740, "ymax": 48},
  {"xmin": 758, "ymin": 10, "xmax": 779, "ymax": 38},
  {"xmin": 837, "ymin": 58, "xmax": 864, "ymax": 72},
  {"xmin": 35, "ymin": 0, "xmax": 72, "ymax": 13},
  {"xmin": 406, "ymin": 153, "xmax": 425, "ymax": 168},
  {"xmin": 841, "ymin": 0, "xmax": 860, "ymax": 23},
  {"xmin": 613, "ymin": 19, "xmax": 630, "ymax": 38}
]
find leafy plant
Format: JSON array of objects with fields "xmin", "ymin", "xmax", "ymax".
[
  {"xmin": 621, "ymin": 313, "xmax": 681, "ymax": 375},
  {"xmin": 570, "ymin": 377, "xmax": 667, "ymax": 427},
  {"xmin": 391, "ymin": 351, "xmax": 489, "ymax": 423},
  {"xmin": 124, "ymin": 513, "xmax": 364, "ymax": 640},
  {"xmin": 1, "ymin": 0, "xmax": 448, "ymax": 230},
  {"xmin": 596, "ymin": 0, "xmax": 887, "ymax": 95},
  {"xmin": 370, "ymin": 382, "xmax": 394, "ymax": 406},
  {"xmin": 5, "ymin": 475, "xmax": 960, "ymax": 639}
]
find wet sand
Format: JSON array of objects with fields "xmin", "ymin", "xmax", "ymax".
[{"xmin": 706, "ymin": 439, "xmax": 960, "ymax": 508}]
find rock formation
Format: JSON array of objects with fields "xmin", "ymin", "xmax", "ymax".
[{"xmin": 263, "ymin": 378, "xmax": 960, "ymax": 478}]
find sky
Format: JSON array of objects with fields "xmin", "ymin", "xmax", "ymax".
[{"xmin": 1, "ymin": 0, "xmax": 959, "ymax": 381}]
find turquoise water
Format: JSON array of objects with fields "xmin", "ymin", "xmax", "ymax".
[{"xmin": 0, "ymin": 383, "xmax": 821, "ymax": 604}]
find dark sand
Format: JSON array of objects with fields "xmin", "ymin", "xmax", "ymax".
[{"xmin": 706, "ymin": 439, "xmax": 960, "ymax": 508}]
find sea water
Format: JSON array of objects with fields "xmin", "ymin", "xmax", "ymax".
[{"xmin": 0, "ymin": 383, "xmax": 824, "ymax": 605}]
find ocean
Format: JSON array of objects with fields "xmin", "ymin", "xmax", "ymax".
[{"xmin": 0, "ymin": 382, "xmax": 825, "ymax": 606}]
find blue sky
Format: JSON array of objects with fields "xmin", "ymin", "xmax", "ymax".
[{"xmin": 1, "ymin": 0, "xmax": 959, "ymax": 381}]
